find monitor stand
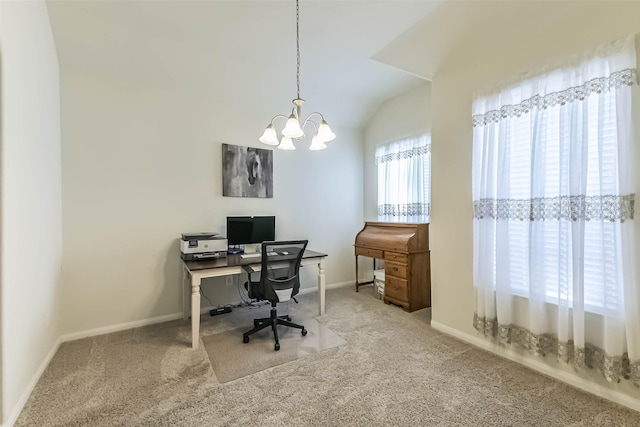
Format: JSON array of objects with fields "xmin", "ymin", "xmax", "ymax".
[{"xmin": 244, "ymin": 244, "xmax": 260, "ymax": 254}]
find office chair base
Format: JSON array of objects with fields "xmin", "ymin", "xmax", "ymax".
[
  {"xmin": 243, "ymin": 303, "xmax": 306, "ymax": 351},
  {"xmin": 254, "ymin": 314, "xmax": 290, "ymax": 326}
]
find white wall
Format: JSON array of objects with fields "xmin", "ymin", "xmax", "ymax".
[
  {"xmin": 430, "ymin": 1, "xmax": 640, "ymax": 404},
  {"xmin": 363, "ymin": 82, "xmax": 431, "ymax": 222},
  {"xmin": 60, "ymin": 68, "xmax": 363, "ymax": 335},
  {"xmin": 0, "ymin": 1, "xmax": 62, "ymax": 424}
]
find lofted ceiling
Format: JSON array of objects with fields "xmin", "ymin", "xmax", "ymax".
[
  {"xmin": 46, "ymin": 1, "xmax": 640, "ymax": 133},
  {"xmin": 46, "ymin": 0, "xmax": 444, "ymax": 132}
]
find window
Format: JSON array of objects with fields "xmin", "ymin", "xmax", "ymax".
[
  {"xmin": 490, "ymin": 92, "xmax": 625, "ymax": 313},
  {"xmin": 376, "ymin": 134, "xmax": 431, "ymax": 223},
  {"xmin": 471, "ymin": 36, "xmax": 639, "ymax": 385}
]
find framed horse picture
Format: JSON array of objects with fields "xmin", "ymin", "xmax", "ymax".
[{"xmin": 222, "ymin": 143, "xmax": 273, "ymax": 198}]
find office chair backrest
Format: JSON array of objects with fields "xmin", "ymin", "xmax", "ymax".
[{"xmin": 259, "ymin": 240, "xmax": 308, "ymax": 302}]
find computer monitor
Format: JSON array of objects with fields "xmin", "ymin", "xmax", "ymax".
[{"xmin": 226, "ymin": 216, "xmax": 276, "ymax": 246}]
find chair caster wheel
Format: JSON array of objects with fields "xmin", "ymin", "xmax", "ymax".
[
  {"xmin": 285, "ymin": 315, "xmax": 291, "ymax": 321},
  {"xmin": 274, "ymin": 343, "xmax": 280, "ymax": 351},
  {"xmin": 243, "ymin": 335, "xmax": 249, "ymax": 343},
  {"xmin": 301, "ymin": 328, "xmax": 307, "ymax": 336}
]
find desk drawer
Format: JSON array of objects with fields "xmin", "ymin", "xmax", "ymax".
[
  {"xmin": 384, "ymin": 251, "xmax": 407, "ymax": 264},
  {"xmin": 384, "ymin": 276, "xmax": 408, "ymax": 302},
  {"xmin": 385, "ymin": 262, "xmax": 407, "ymax": 279},
  {"xmin": 355, "ymin": 247, "xmax": 384, "ymax": 259}
]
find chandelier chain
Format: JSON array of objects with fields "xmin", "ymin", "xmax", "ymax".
[
  {"xmin": 258, "ymin": 0, "xmax": 334, "ymax": 150},
  {"xmin": 296, "ymin": 0, "xmax": 300, "ymax": 100}
]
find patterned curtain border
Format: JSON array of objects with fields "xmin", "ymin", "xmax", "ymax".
[
  {"xmin": 473, "ymin": 313, "xmax": 640, "ymax": 386},
  {"xmin": 472, "ymin": 68, "xmax": 637, "ymax": 128},
  {"xmin": 375, "ymin": 144, "xmax": 431, "ymax": 165},
  {"xmin": 378, "ymin": 203, "xmax": 430, "ymax": 218},
  {"xmin": 473, "ymin": 194, "xmax": 635, "ymax": 223}
]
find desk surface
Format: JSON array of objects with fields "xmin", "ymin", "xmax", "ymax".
[{"xmin": 184, "ymin": 249, "xmax": 327, "ymax": 271}]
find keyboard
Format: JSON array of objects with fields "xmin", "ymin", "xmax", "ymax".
[
  {"xmin": 240, "ymin": 252, "xmax": 278, "ymax": 259},
  {"xmin": 240, "ymin": 253, "xmax": 260, "ymax": 259}
]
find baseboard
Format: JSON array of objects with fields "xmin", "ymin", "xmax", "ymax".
[
  {"xmin": 60, "ymin": 312, "xmax": 185, "ymax": 343},
  {"xmin": 430, "ymin": 320, "xmax": 640, "ymax": 413},
  {"xmin": 298, "ymin": 280, "xmax": 352, "ymax": 296},
  {"xmin": 3, "ymin": 335, "xmax": 63, "ymax": 427},
  {"xmin": 326, "ymin": 280, "xmax": 353, "ymax": 290}
]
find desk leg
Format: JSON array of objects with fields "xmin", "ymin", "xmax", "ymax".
[
  {"xmin": 318, "ymin": 258, "xmax": 326, "ymax": 316},
  {"xmin": 191, "ymin": 276, "xmax": 201, "ymax": 349},
  {"xmin": 182, "ymin": 265, "xmax": 189, "ymax": 321}
]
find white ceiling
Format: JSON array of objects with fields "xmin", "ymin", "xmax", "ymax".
[
  {"xmin": 46, "ymin": 1, "xmax": 640, "ymax": 132},
  {"xmin": 46, "ymin": 0, "xmax": 444, "ymax": 131}
]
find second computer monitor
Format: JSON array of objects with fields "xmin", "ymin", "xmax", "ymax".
[{"xmin": 226, "ymin": 216, "xmax": 275, "ymax": 246}]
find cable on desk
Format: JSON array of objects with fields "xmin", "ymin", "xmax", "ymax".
[
  {"xmin": 200, "ymin": 288, "xmax": 213, "ymax": 307},
  {"xmin": 203, "ymin": 274, "xmax": 270, "ymax": 314},
  {"xmin": 237, "ymin": 281, "xmax": 252, "ymax": 306},
  {"xmin": 236, "ymin": 276, "xmax": 270, "ymax": 309}
]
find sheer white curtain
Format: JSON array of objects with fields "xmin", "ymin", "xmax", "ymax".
[
  {"xmin": 376, "ymin": 134, "xmax": 431, "ymax": 223},
  {"xmin": 472, "ymin": 36, "xmax": 639, "ymax": 385}
]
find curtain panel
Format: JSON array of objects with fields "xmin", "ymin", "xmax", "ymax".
[
  {"xmin": 376, "ymin": 134, "xmax": 431, "ymax": 223},
  {"xmin": 471, "ymin": 36, "xmax": 639, "ymax": 385}
]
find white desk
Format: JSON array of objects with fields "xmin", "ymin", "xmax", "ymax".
[{"xmin": 181, "ymin": 249, "xmax": 327, "ymax": 349}]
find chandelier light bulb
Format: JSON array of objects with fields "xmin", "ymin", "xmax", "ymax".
[
  {"xmin": 259, "ymin": 124, "xmax": 280, "ymax": 146},
  {"xmin": 309, "ymin": 132, "xmax": 327, "ymax": 151},
  {"xmin": 316, "ymin": 120, "xmax": 336, "ymax": 142},
  {"xmin": 278, "ymin": 136, "xmax": 296, "ymax": 150},
  {"xmin": 281, "ymin": 114, "xmax": 304, "ymax": 138}
]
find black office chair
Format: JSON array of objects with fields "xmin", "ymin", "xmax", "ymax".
[{"xmin": 243, "ymin": 240, "xmax": 308, "ymax": 351}]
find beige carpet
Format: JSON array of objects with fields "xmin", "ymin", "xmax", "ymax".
[
  {"xmin": 203, "ymin": 309, "xmax": 345, "ymax": 383},
  {"xmin": 15, "ymin": 286, "xmax": 640, "ymax": 426}
]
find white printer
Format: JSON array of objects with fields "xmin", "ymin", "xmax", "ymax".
[{"xmin": 180, "ymin": 232, "xmax": 228, "ymax": 261}]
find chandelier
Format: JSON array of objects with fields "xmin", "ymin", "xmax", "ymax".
[{"xmin": 258, "ymin": 0, "xmax": 336, "ymax": 151}]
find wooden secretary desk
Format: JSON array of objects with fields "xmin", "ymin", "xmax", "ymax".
[{"xmin": 354, "ymin": 222, "xmax": 431, "ymax": 312}]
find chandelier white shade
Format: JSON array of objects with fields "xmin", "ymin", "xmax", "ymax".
[
  {"xmin": 278, "ymin": 136, "xmax": 296, "ymax": 151},
  {"xmin": 282, "ymin": 113, "xmax": 305, "ymax": 139},
  {"xmin": 258, "ymin": 124, "xmax": 279, "ymax": 146},
  {"xmin": 309, "ymin": 133, "xmax": 327, "ymax": 151},
  {"xmin": 317, "ymin": 120, "xmax": 336, "ymax": 142},
  {"xmin": 258, "ymin": 0, "xmax": 335, "ymax": 151}
]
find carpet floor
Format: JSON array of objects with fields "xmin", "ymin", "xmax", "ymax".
[{"xmin": 15, "ymin": 286, "xmax": 640, "ymax": 426}]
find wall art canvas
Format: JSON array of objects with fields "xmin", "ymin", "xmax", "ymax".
[{"xmin": 222, "ymin": 143, "xmax": 273, "ymax": 198}]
